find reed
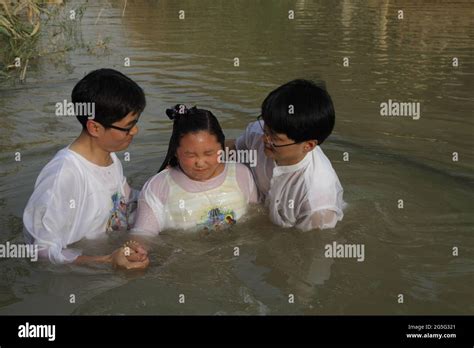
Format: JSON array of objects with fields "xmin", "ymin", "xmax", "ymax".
[{"xmin": 0, "ymin": 0, "xmax": 94, "ymax": 82}]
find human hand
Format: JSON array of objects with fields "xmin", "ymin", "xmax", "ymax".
[
  {"xmin": 110, "ymin": 246, "xmax": 149, "ymax": 270},
  {"xmin": 123, "ymin": 240, "xmax": 148, "ymax": 262}
]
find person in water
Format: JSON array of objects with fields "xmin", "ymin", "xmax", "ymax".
[
  {"xmin": 23, "ymin": 68, "xmax": 149, "ymax": 269},
  {"xmin": 227, "ymin": 79, "xmax": 346, "ymax": 231},
  {"xmin": 131, "ymin": 105, "xmax": 258, "ymax": 236}
]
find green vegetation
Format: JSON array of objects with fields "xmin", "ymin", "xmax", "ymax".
[{"xmin": 0, "ymin": 0, "xmax": 109, "ymax": 82}]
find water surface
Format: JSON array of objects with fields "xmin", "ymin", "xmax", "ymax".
[{"xmin": 0, "ymin": 0, "xmax": 473, "ymax": 315}]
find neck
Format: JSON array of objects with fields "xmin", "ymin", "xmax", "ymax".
[
  {"xmin": 275, "ymin": 152, "xmax": 307, "ymax": 166},
  {"xmin": 69, "ymin": 131, "xmax": 112, "ymax": 166}
]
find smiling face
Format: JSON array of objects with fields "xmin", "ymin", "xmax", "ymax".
[{"xmin": 176, "ymin": 131, "xmax": 224, "ymax": 181}]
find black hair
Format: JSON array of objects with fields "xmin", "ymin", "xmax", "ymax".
[
  {"xmin": 261, "ymin": 79, "xmax": 335, "ymax": 145},
  {"xmin": 158, "ymin": 105, "xmax": 225, "ymax": 172},
  {"xmin": 71, "ymin": 68, "xmax": 146, "ymax": 129}
]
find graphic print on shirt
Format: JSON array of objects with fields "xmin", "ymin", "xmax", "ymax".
[
  {"xmin": 197, "ymin": 207, "xmax": 236, "ymax": 231},
  {"xmin": 106, "ymin": 192, "xmax": 128, "ymax": 232}
]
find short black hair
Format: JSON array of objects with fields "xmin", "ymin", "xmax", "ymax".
[
  {"xmin": 261, "ymin": 79, "xmax": 335, "ymax": 145},
  {"xmin": 71, "ymin": 68, "xmax": 146, "ymax": 129}
]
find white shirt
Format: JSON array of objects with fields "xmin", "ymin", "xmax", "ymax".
[
  {"xmin": 23, "ymin": 147, "xmax": 135, "ymax": 264},
  {"xmin": 132, "ymin": 163, "xmax": 258, "ymax": 235},
  {"xmin": 236, "ymin": 121, "xmax": 345, "ymax": 231}
]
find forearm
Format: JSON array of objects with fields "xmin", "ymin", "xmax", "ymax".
[{"xmin": 73, "ymin": 254, "xmax": 112, "ymax": 265}]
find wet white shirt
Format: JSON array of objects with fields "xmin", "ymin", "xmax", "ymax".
[
  {"xmin": 131, "ymin": 162, "xmax": 258, "ymax": 235},
  {"xmin": 23, "ymin": 147, "xmax": 136, "ymax": 264},
  {"xmin": 236, "ymin": 121, "xmax": 345, "ymax": 231}
]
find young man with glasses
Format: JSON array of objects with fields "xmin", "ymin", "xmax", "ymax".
[
  {"xmin": 228, "ymin": 79, "xmax": 345, "ymax": 231},
  {"xmin": 23, "ymin": 69, "xmax": 149, "ymax": 269}
]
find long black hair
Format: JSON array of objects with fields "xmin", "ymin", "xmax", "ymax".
[{"xmin": 158, "ymin": 104, "xmax": 225, "ymax": 173}]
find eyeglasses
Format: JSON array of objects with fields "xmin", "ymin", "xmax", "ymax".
[
  {"xmin": 105, "ymin": 119, "xmax": 139, "ymax": 135},
  {"xmin": 256, "ymin": 115, "xmax": 300, "ymax": 148}
]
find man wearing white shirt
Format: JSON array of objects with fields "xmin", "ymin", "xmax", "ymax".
[
  {"xmin": 229, "ymin": 79, "xmax": 345, "ymax": 231},
  {"xmin": 23, "ymin": 69, "xmax": 149, "ymax": 268}
]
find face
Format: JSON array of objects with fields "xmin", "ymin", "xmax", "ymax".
[
  {"xmin": 176, "ymin": 131, "xmax": 224, "ymax": 181},
  {"xmin": 261, "ymin": 122, "xmax": 315, "ymax": 165},
  {"xmin": 88, "ymin": 112, "xmax": 140, "ymax": 152}
]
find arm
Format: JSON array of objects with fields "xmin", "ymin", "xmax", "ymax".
[
  {"xmin": 74, "ymin": 246, "xmax": 149, "ymax": 269},
  {"xmin": 296, "ymin": 209, "xmax": 340, "ymax": 232},
  {"xmin": 31, "ymin": 232, "xmax": 149, "ymax": 269},
  {"xmin": 129, "ymin": 175, "xmax": 165, "ymax": 238},
  {"xmin": 24, "ymin": 167, "xmax": 148, "ymax": 268},
  {"xmin": 74, "ymin": 254, "xmax": 112, "ymax": 265},
  {"xmin": 295, "ymin": 177, "xmax": 345, "ymax": 231},
  {"xmin": 123, "ymin": 180, "xmax": 140, "ymax": 204},
  {"xmin": 234, "ymin": 121, "xmax": 262, "ymax": 152},
  {"xmin": 235, "ymin": 164, "xmax": 260, "ymax": 204}
]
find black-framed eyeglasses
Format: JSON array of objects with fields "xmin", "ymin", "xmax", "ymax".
[
  {"xmin": 105, "ymin": 119, "xmax": 139, "ymax": 135},
  {"xmin": 256, "ymin": 115, "xmax": 300, "ymax": 148}
]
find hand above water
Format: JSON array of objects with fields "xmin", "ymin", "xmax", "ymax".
[
  {"xmin": 110, "ymin": 241, "xmax": 149, "ymax": 270},
  {"xmin": 123, "ymin": 240, "xmax": 148, "ymax": 262}
]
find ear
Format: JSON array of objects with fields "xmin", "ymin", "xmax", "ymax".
[
  {"xmin": 86, "ymin": 120, "xmax": 102, "ymax": 138},
  {"xmin": 303, "ymin": 140, "xmax": 318, "ymax": 152}
]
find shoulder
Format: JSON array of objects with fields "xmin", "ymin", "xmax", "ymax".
[
  {"xmin": 246, "ymin": 121, "xmax": 263, "ymax": 135},
  {"xmin": 310, "ymin": 147, "xmax": 340, "ymax": 183},
  {"xmin": 141, "ymin": 169, "xmax": 171, "ymax": 203},
  {"xmin": 236, "ymin": 121, "xmax": 263, "ymax": 150},
  {"xmin": 234, "ymin": 162, "xmax": 257, "ymax": 186},
  {"xmin": 244, "ymin": 121, "xmax": 263, "ymax": 143},
  {"xmin": 234, "ymin": 162, "xmax": 253, "ymax": 177},
  {"xmin": 27, "ymin": 148, "xmax": 84, "ymax": 207},
  {"xmin": 37, "ymin": 148, "xmax": 83, "ymax": 187},
  {"xmin": 304, "ymin": 147, "xmax": 344, "ymax": 208},
  {"xmin": 233, "ymin": 163, "xmax": 258, "ymax": 203}
]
